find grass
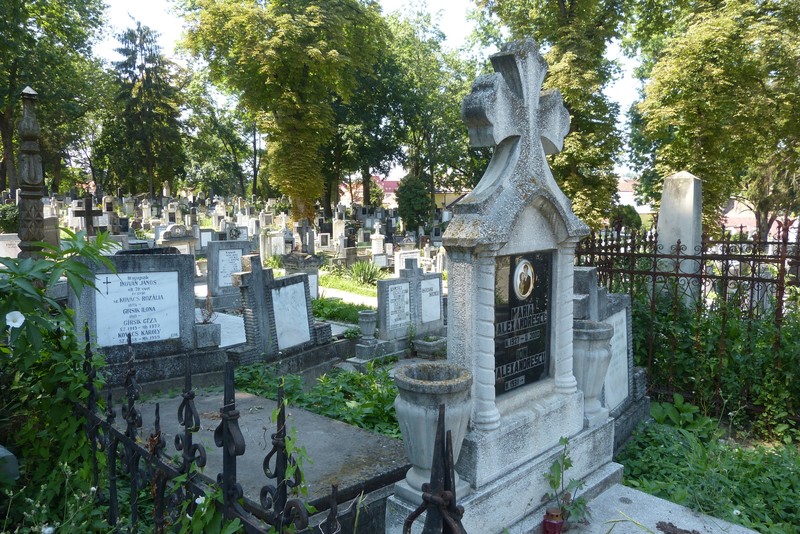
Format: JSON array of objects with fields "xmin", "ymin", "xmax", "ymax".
[
  {"xmin": 319, "ymin": 272, "xmax": 378, "ymax": 297},
  {"xmin": 311, "ymin": 297, "xmax": 374, "ymax": 324}
]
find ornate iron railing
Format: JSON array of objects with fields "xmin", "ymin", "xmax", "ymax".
[
  {"xmin": 575, "ymin": 221, "xmax": 800, "ymax": 409},
  {"xmin": 77, "ymin": 327, "xmax": 323, "ymax": 533}
]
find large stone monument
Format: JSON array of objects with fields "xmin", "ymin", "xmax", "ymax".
[{"xmin": 386, "ymin": 40, "xmax": 620, "ymax": 532}]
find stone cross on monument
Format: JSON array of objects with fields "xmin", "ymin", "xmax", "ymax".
[{"xmin": 444, "ymin": 39, "xmax": 588, "ymax": 431}]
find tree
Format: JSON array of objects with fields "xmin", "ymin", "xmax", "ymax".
[
  {"xmin": 474, "ymin": 0, "xmax": 625, "ymax": 226},
  {"xmin": 0, "ymin": 0, "xmax": 104, "ymax": 195},
  {"xmin": 183, "ymin": 72, "xmax": 254, "ymax": 198},
  {"xmin": 635, "ymin": 0, "xmax": 800, "ymax": 237},
  {"xmin": 387, "ymin": 11, "xmax": 482, "ymax": 223},
  {"xmin": 320, "ymin": 40, "xmax": 404, "ymax": 218},
  {"xmin": 182, "ymin": 0, "xmax": 386, "ymax": 220},
  {"xmin": 396, "ymin": 172, "xmax": 435, "ymax": 235},
  {"xmin": 95, "ymin": 22, "xmax": 185, "ymax": 199}
]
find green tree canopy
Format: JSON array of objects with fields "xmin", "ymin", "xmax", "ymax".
[
  {"xmin": 0, "ymin": 0, "xmax": 104, "ymax": 194},
  {"xmin": 396, "ymin": 172, "xmax": 435, "ymax": 235},
  {"xmin": 474, "ymin": 0, "xmax": 625, "ymax": 227},
  {"xmin": 182, "ymin": 0, "xmax": 387, "ymax": 220},
  {"xmin": 94, "ymin": 22, "xmax": 186, "ymax": 198},
  {"xmin": 636, "ymin": 0, "xmax": 800, "ymax": 236}
]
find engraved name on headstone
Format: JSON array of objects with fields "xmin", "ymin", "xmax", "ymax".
[
  {"xmin": 420, "ymin": 278, "xmax": 441, "ymax": 323},
  {"xmin": 388, "ymin": 283, "xmax": 410, "ymax": 329},
  {"xmin": 493, "ymin": 252, "xmax": 552, "ymax": 394},
  {"xmin": 95, "ymin": 272, "xmax": 180, "ymax": 346},
  {"xmin": 218, "ymin": 248, "xmax": 243, "ymax": 288}
]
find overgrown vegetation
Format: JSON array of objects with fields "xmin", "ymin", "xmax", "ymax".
[
  {"xmin": 311, "ymin": 297, "xmax": 374, "ymax": 324},
  {"xmin": 319, "ymin": 264, "xmax": 380, "ymax": 297},
  {"xmin": 0, "ymin": 204, "xmax": 19, "ymax": 234},
  {"xmin": 617, "ymin": 396, "xmax": 800, "ymax": 533},
  {"xmin": 0, "ymin": 230, "xmax": 115, "ymax": 529},
  {"xmin": 235, "ymin": 361, "xmax": 400, "ymax": 439},
  {"xmin": 631, "ymin": 292, "xmax": 800, "ymax": 442}
]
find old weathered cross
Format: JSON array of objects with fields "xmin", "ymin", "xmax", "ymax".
[{"xmin": 460, "ymin": 39, "xmax": 571, "ymax": 211}]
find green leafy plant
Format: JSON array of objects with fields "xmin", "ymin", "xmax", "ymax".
[
  {"xmin": 311, "ymin": 297, "xmax": 374, "ymax": 324},
  {"xmin": 348, "ymin": 261, "xmax": 384, "ymax": 286},
  {"xmin": 235, "ymin": 361, "xmax": 401, "ymax": 438},
  {"xmin": 542, "ymin": 437, "xmax": 589, "ymax": 525},
  {"xmin": 343, "ymin": 327, "xmax": 361, "ymax": 339},
  {"xmin": 0, "ymin": 229, "xmax": 116, "ymax": 527},
  {"xmin": 0, "ymin": 204, "xmax": 19, "ymax": 234},
  {"xmin": 617, "ymin": 419, "xmax": 800, "ymax": 532}
]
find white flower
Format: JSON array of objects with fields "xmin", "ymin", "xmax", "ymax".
[
  {"xmin": 195, "ymin": 495, "xmax": 205, "ymax": 506},
  {"xmin": 90, "ymin": 486, "xmax": 97, "ymax": 495},
  {"xmin": 733, "ymin": 509, "xmax": 741, "ymax": 516},
  {"xmin": 6, "ymin": 311, "xmax": 24, "ymax": 329},
  {"xmin": 42, "ymin": 526, "xmax": 54, "ymax": 534}
]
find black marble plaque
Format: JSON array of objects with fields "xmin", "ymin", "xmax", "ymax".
[{"xmin": 494, "ymin": 252, "xmax": 552, "ymax": 395}]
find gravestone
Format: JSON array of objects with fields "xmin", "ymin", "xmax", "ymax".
[
  {"xmin": 205, "ymin": 240, "xmax": 253, "ymax": 310},
  {"xmin": 656, "ymin": 171, "xmax": 703, "ymax": 304},
  {"xmin": 70, "ymin": 253, "xmax": 224, "ymax": 387},
  {"xmin": 393, "ymin": 248, "xmax": 420, "ymax": 276},
  {"xmin": 231, "ymin": 254, "xmax": 329, "ymax": 365},
  {"xmin": 387, "ymin": 40, "xmax": 619, "ymax": 533},
  {"xmin": 0, "ymin": 235, "xmax": 21, "ymax": 258},
  {"xmin": 573, "ymin": 267, "xmax": 650, "ymax": 451},
  {"xmin": 377, "ymin": 258, "xmax": 444, "ymax": 341}
]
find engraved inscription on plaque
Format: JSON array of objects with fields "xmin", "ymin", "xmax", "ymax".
[
  {"xmin": 387, "ymin": 283, "xmax": 410, "ymax": 329},
  {"xmin": 94, "ymin": 271, "xmax": 180, "ymax": 347},
  {"xmin": 494, "ymin": 252, "xmax": 552, "ymax": 395},
  {"xmin": 218, "ymin": 248, "xmax": 242, "ymax": 288},
  {"xmin": 420, "ymin": 278, "xmax": 441, "ymax": 323}
]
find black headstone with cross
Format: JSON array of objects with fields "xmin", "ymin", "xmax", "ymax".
[{"xmin": 73, "ymin": 193, "xmax": 102, "ymax": 236}]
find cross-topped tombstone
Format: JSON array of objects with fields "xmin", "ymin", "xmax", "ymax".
[{"xmin": 390, "ymin": 40, "xmax": 617, "ymax": 533}]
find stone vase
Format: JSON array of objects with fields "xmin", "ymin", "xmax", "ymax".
[
  {"xmin": 358, "ymin": 310, "xmax": 378, "ymax": 340},
  {"xmin": 413, "ymin": 335, "xmax": 447, "ymax": 359},
  {"xmin": 573, "ymin": 319, "xmax": 614, "ymax": 427},
  {"xmin": 393, "ymin": 362, "xmax": 472, "ymax": 504}
]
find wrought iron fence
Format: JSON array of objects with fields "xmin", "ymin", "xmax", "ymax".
[
  {"xmin": 77, "ymin": 326, "xmax": 466, "ymax": 533},
  {"xmin": 78, "ymin": 327, "xmax": 322, "ymax": 533},
  {"xmin": 574, "ymin": 220, "xmax": 800, "ymax": 410}
]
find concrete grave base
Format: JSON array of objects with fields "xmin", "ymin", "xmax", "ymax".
[
  {"xmin": 101, "ymin": 347, "xmax": 226, "ymax": 388},
  {"xmin": 386, "ymin": 419, "xmax": 619, "ymax": 534},
  {"xmin": 458, "ymin": 387, "xmax": 584, "ymax": 488}
]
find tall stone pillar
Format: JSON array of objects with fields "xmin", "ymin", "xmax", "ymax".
[{"xmin": 17, "ymin": 87, "xmax": 44, "ymax": 259}]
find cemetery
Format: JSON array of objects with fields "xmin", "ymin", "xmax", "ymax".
[{"xmin": 2, "ymin": 2, "xmax": 800, "ymax": 533}]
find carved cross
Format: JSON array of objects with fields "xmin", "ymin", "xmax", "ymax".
[{"xmin": 461, "ymin": 40, "xmax": 570, "ymax": 190}]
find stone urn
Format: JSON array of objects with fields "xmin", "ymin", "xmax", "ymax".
[
  {"xmin": 358, "ymin": 310, "xmax": 378, "ymax": 340},
  {"xmin": 573, "ymin": 319, "xmax": 614, "ymax": 427},
  {"xmin": 413, "ymin": 335, "xmax": 447, "ymax": 359},
  {"xmin": 393, "ymin": 362, "xmax": 472, "ymax": 504}
]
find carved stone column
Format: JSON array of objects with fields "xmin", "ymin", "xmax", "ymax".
[{"xmin": 17, "ymin": 87, "xmax": 44, "ymax": 259}]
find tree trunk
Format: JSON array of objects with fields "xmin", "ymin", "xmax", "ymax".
[
  {"xmin": 0, "ymin": 113, "xmax": 17, "ymax": 196},
  {"xmin": 51, "ymin": 156, "xmax": 62, "ymax": 195},
  {"xmin": 362, "ymin": 167, "xmax": 371, "ymax": 208},
  {"xmin": 252, "ymin": 123, "xmax": 258, "ymax": 196}
]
